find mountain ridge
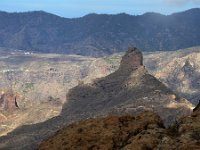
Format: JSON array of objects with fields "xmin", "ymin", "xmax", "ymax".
[
  {"xmin": 62, "ymin": 47, "xmax": 192, "ymax": 126},
  {"xmin": 0, "ymin": 8, "xmax": 200, "ymax": 56},
  {"xmin": 1, "ymin": 8, "xmax": 200, "ymax": 18},
  {"xmin": 39, "ymin": 103, "xmax": 200, "ymax": 150}
]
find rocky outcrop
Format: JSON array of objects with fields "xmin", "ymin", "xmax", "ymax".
[
  {"xmin": 39, "ymin": 108, "xmax": 200, "ymax": 150},
  {"xmin": 118, "ymin": 47, "xmax": 143, "ymax": 73},
  {"xmin": 0, "ymin": 89, "xmax": 20, "ymax": 112},
  {"xmin": 62, "ymin": 47, "xmax": 193, "ymax": 126},
  {"xmin": 39, "ymin": 111, "xmax": 166, "ymax": 150},
  {"xmin": 167, "ymin": 101, "xmax": 200, "ymax": 149}
]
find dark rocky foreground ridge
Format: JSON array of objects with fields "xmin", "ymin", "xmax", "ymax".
[
  {"xmin": 0, "ymin": 8, "xmax": 200, "ymax": 56},
  {"xmin": 39, "ymin": 106, "xmax": 200, "ymax": 150},
  {"xmin": 0, "ymin": 48, "xmax": 193, "ymax": 149}
]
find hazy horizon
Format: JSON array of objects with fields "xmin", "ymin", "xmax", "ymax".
[
  {"xmin": 0, "ymin": 0, "xmax": 200, "ymax": 18},
  {"xmin": 0, "ymin": 7, "xmax": 199, "ymax": 19}
]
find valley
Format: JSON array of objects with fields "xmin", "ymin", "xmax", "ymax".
[
  {"xmin": 0, "ymin": 47, "xmax": 117, "ymax": 136},
  {"xmin": 1, "ymin": 46, "xmax": 200, "ymax": 137},
  {"xmin": 0, "ymin": 47, "xmax": 196, "ymax": 149},
  {"xmin": 0, "ymin": 46, "xmax": 200, "ymax": 149}
]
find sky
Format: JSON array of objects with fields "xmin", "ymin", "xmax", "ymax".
[{"xmin": 0, "ymin": 0, "xmax": 200, "ymax": 18}]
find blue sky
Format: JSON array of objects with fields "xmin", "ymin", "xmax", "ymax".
[{"xmin": 0, "ymin": 0, "xmax": 200, "ymax": 18}]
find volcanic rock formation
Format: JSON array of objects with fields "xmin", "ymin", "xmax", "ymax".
[
  {"xmin": 62, "ymin": 47, "xmax": 193, "ymax": 126},
  {"xmin": 0, "ymin": 47, "xmax": 194, "ymax": 150},
  {"xmin": 118, "ymin": 47, "xmax": 143, "ymax": 72}
]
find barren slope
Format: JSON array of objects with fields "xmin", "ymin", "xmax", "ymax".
[
  {"xmin": 1, "ymin": 46, "xmax": 200, "ymax": 138},
  {"xmin": 0, "ymin": 47, "xmax": 192, "ymax": 150}
]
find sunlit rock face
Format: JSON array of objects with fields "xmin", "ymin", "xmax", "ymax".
[{"xmin": 143, "ymin": 47, "xmax": 200, "ymax": 105}]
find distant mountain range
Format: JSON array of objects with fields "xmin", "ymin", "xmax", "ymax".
[{"xmin": 0, "ymin": 8, "xmax": 200, "ymax": 56}]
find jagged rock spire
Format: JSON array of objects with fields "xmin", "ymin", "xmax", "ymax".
[{"xmin": 118, "ymin": 47, "xmax": 143, "ymax": 73}]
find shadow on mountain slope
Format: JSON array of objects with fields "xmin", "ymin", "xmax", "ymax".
[{"xmin": 0, "ymin": 48, "xmax": 193, "ymax": 150}]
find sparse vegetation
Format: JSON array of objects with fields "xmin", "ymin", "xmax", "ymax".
[{"xmin": 24, "ymin": 82, "xmax": 34, "ymax": 90}]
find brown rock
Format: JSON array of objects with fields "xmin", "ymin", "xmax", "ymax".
[
  {"xmin": 119, "ymin": 47, "xmax": 143, "ymax": 73},
  {"xmin": 39, "ymin": 109, "xmax": 200, "ymax": 150},
  {"xmin": 0, "ymin": 90, "xmax": 19, "ymax": 112},
  {"xmin": 62, "ymin": 47, "xmax": 192, "ymax": 126},
  {"xmin": 39, "ymin": 111, "xmax": 166, "ymax": 150}
]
